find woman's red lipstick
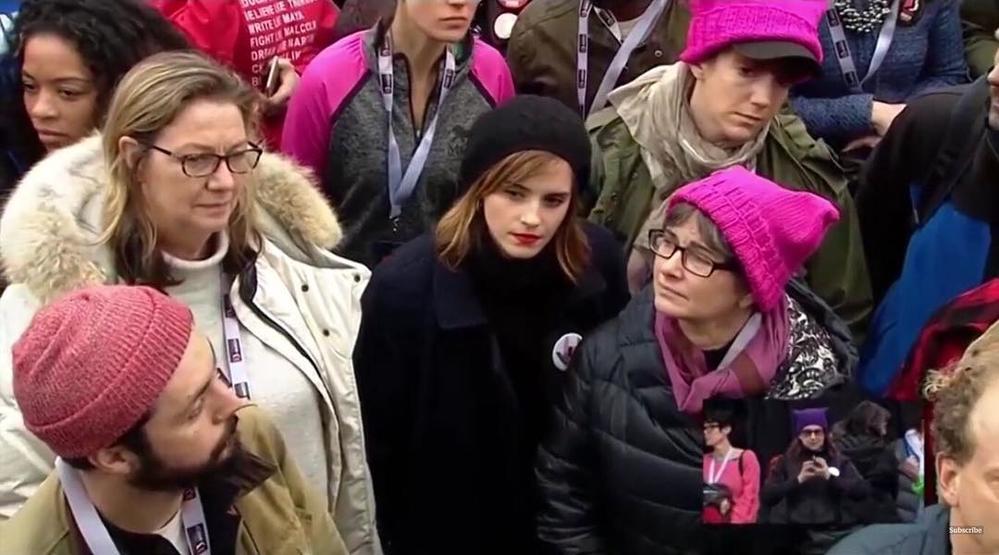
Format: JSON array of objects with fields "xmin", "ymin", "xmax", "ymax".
[{"xmin": 511, "ymin": 233, "xmax": 541, "ymax": 245}]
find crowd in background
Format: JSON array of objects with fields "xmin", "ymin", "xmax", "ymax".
[{"xmin": 0, "ymin": 1, "xmax": 998, "ymax": 555}]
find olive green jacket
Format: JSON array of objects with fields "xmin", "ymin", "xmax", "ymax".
[
  {"xmin": 586, "ymin": 108, "xmax": 873, "ymax": 340},
  {"xmin": 961, "ymin": 0, "xmax": 999, "ymax": 77},
  {"xmin": 507, "ymin": 0, "xmax": 690, "ymax": 114},
  {"xmin": 0, "ymin": 406, "xmax": 347, "ymax": 555}
]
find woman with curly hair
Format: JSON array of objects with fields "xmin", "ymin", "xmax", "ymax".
[{"xmin": 0, "ymin": 0, "xmax": 188, "ymax": 196}]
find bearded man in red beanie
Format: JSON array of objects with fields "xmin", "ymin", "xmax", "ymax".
[{"xmin": 0, "ymin": 285, "xmax": 346, "ymax": 555}]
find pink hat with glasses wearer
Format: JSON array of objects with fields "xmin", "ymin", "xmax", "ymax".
[
  {"xmin": 680, "ymin": 0, "xmax": 828, "ymax": 78},
  {"xmin": 668, "ymin": 167, "xmax": 840, "ymax": 312}
]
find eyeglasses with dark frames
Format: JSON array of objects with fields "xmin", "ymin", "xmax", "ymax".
[
  {"xmin": 799, "ymin": 429, "xmax": 825, "ymax": 438},
  {"xmin": 648, "ymin": 229, "xmax": 739, "ymax": 278},
  {"xmin": 144, "ymin": 143, "xmax": 263, "ymax": 178}
]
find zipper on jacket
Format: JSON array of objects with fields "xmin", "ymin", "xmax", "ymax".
[
  {"xmin": 237, "ymin": 266, "xmax": 337, "ymax": 412},
  {"xmin": 400, "ymin": 54, "xmax": 441, "ymax": 143}
]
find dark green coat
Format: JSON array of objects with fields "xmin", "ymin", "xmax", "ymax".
[
  {"xmin": 961, "ymin": 0, "xmax": 999, "ymax": 77},
  {"xmin": 586, "ymin": 108, "xmax": 873, "ymax": 340},
  {"xmin": 507, "ymin": 0, "xmax": 690, "ymax": 115}
]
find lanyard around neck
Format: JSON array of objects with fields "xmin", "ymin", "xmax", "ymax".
[
  {"xmin": 220, "ymin": 282, "xmax": 251, "ymax": 401},
  {"xmin": 825, "ymin": 0, "xmax": 901, "ymax": 94},
  {"xmin": 707, "ymin": 448, "xmax": 735, "ymax": 484},
  {"xmin": 576, "ymin": 0, "xmax": 669, "ymax": 118},
  {"xmin": 378, "ymin": 31, "xmax": 456, "ymax": 220},
  {"xmin": 57, "ymin": 458, "xmax": 212, "ymax": 555}
]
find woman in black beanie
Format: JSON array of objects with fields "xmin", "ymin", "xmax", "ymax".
[{"xmin": 353, "ymin": 94, "xmax": 630, "ymax": 555}]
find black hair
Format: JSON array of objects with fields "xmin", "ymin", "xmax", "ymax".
[
  {"xmin": 702, "ymin": 397, "xmax": 740, "ymax": 429},
  {"xmin": 2, "ymin": 0, "xmax": 190, "ymax": 172},
  {"xmin": 62, "ymin": 413, "xmax": 152, "ymax": 470}
]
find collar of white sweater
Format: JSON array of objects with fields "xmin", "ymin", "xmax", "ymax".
[{"xmin": 162, "ymin": 233, "xmax": 228, "ymax": 309}]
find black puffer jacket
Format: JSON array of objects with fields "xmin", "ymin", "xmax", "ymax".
[
  {"xmin": 536, "ymin": 282, "xmax": 856, "ymax": 555},
  {"xmin": 836, "ymin": 434, "xmax": 901, "ymax": 524},
  {"xmin": 536, "ymin": 288, "xmax": 702, "ymax": 555}
]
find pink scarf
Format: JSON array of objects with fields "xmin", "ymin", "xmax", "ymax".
[{"xmin": 655, "ymin": 297, "xmax": 791, "ymax": 414}]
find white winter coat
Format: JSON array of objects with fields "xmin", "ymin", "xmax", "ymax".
[{"xmin": 0, "ymin": 136, "xmax": 380, "ymax": 554}]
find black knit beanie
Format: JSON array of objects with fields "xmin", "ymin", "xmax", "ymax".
[{"xmin": 458, "ymin": 95, "xmax": 592, "ymax": 196}]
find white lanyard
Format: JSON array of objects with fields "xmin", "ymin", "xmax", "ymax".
[
  {"xmin": 707, "ymin": 448, "xmax": 734, "ymax": 484},
  {"xmin": 220, "ymin": 290, "xmax": 251, "ymax": 400},
  {"xmin": 378, "ymin": 32, "xmax": 456, "ymax": 220},
  {"xmin": 716, "ymin": 313, "xmax": 761, "ymax": 369},
  {"xmin": 576, "ymin": 0, "xmax": 669, "ymax": 118},
  {"xmin": 825, "ymin": 0, "xmax": 901, "ymax": 94},
  {"xmin": 56, "ymin": 458, "xmax": 212, "ymax": 555}
]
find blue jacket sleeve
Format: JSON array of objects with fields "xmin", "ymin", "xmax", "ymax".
[
  {"xmin": 789, "ymin": 93, "xmax": 875, "ymax": 144},
  {"xmin": 910, "ymin": 0, "xmax": 970, "ymax": 96}
]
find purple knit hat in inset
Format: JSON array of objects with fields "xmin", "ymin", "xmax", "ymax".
[
  {"xmin": 668, "ymin": 166, "xmax": 840, "ymax": 312},
  {"xmin": 793, "ymin": 407, "xmax": 829, "ymax": 435},
  {"xmin": 680, "ymin": 0, "xmax": 827, "ymax": 75}
]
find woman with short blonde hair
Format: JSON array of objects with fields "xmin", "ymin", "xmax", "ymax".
[{"xmin": 0, "ymin": 51, "xmax": 380, "ymax": 553}]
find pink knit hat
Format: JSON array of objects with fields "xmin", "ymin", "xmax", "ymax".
[
  {"xmin": 668, "ymin": 167, "xmax": 840, "ymax": 311},
  {"xmin": 13, "ymin": 285, "xmax": 193, "ymax": 459},
  {"xmin": 680, "ymin": 0, "xmax": 827, "ymax": 70}
]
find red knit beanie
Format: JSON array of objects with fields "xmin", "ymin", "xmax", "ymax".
[{"xmin": 13, "ymin": 285, "xmax": 193, "ymax": 459}]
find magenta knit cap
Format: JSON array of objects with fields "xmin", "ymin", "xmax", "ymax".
[
  {"xmin": 680, "ymin": 0, "xmax": 827, "ymax": 66},
  {"xmin": 668, "ymin": 167, "xmax": 840, "ymax": 311},
  {"xmin": 13, "ymin": 285, "xmax": 193, "ymax": 459}
]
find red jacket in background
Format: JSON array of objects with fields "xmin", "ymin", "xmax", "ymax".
[
  {"xmin": 153, "ymin": 0, "xmax": 339, "ymax": 148},
  {"xmin": 888, "ymin": 278, "xmax": 999, "ymax": 506}
]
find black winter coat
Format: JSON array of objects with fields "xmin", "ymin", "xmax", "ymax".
[
  {"xmin": 535, "ymin": 289, "xmax": 702, "ymax": 555},
  {"xmin": 353, "ymin": 222, "xmax": 629, "ymax": 555},
  {"xmin": 836, "ymin": 434, "xmax": 901, "ymax": 524},
  {"xmin": 760, "ymin": 448, "xmax": 870, "ymax": 526},
  {"xmin": 535, "ymin": 281, "xmax": 858, "ymax": 555}
]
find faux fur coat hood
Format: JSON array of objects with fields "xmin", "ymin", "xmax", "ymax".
[{"xmin": 0, "ymin": 135, "xmax": 343, "ymax": 304}]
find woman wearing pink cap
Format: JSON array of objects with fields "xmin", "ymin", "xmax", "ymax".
[
  {"xmin": 537, "ymin": 167, "xmax": 856, "ymax": 554},
  {"xmin": 585, "ymin": 0, "xmax": 872, "ymax": 342}
]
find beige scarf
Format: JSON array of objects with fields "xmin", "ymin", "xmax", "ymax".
[{"xmin": 608, "ymin": 63, "xmax": 769, "ymax": 250}]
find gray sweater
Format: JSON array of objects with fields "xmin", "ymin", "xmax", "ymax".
[{"xmin": 282, "ymin": 26, "xmax": 515, "ymax": 266}]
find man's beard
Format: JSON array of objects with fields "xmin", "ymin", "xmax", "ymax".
[{"xmin": 128, "ymin": 416, "xmax": 241, "ymax": 492}]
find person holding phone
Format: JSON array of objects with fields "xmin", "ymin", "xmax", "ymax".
[
  {"xmin": 761, "ymin": 408, "xmax": 870, "ymax": 547},
  {"xmin": 152, "ymin": 0, "xmax": 340, "ymax": 148}
]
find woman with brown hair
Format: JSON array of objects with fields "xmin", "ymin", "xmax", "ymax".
[
  {"xmin": 831, "ymin": 400, "xmax": 903, "ymax": 524},
  {"xmin": 352, "ymin": 94, "xmax": 629, "ymax": 554},
  {"xmin": 0, "ymin": 51, "xmax": 379, "ymax": 552}
]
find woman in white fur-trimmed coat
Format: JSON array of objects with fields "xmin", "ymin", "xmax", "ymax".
[{"xmin": 0, "ymin": 52, "xmax": 380, "ymax": 554}]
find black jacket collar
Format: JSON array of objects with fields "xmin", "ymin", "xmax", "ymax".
[{"xmin": 432, "ymin": 257, "xmax": 607, "ymax": 330}]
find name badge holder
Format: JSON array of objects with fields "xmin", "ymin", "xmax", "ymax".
[
  {"xmin": 57, "ymin": 458, "xmax": 212, "ymax": 555},
  {"xmin": 220, "ymin": 287, "xmax": 251, "ymax": 400},
  {"xmin": 826, "ymin": 0, "xmax": 901, "ymax": 94},
  {"xmin": 378, "ymin": 32, "xmax": 456, "ymax": 220}
]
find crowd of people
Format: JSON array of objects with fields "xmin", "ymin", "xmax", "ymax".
[
  {"xmin": 0, "ymin": 0, "xmax": 998, "ymax": 554},
  {"xmin": 701, "ymin": 398, "xmax": 926, "ymax": 552}
]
